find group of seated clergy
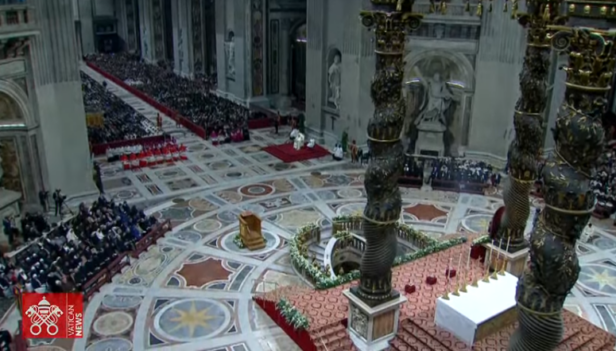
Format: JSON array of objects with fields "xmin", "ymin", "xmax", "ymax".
[
  {"xmin": 85, "ymin": 53, "xmax": 254, "ymax": 140},
  {"xmin": 81, "ymin": 72, "xmax": 157, "ymax": 145},
  {"xmin": 0, "ymin": 196, "xmax": 158, "ymax": 296},
  {"xmin": 429, "ymin": 157, "xmax": 499, "ymax": 185}
]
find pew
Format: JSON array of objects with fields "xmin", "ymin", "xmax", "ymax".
[
  {"xmin": 432, "ymin": 179, "xmax": 460, "ymax": 192},
  {"xmin": 83, "ymin": 269, "xmax": 109, "ymax": 301},
  {"xmin": 398, "ymin": 176, "xmax": 423, "ymax": 189},
  {"xmin": 107, "ymin": 253, "xmax": 129, "ymax": 277}
]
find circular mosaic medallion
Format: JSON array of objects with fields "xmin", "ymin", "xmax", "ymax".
[
  {"xmin": 172, "ymin": 198, "xmax": 186, "ymax": 204},
  {"xmin": 276, "ymin": 208, "xmax": 323, "ymax": 229},
  {"xmin": 102, "ymin": 295, "xmax": 143, "ymax": 310},
  {"xmin": 193, "ymin": 219, "xmax": 223, "ymax": 233},
  {"xmin": 172, "ymin": 231, "xmax": 202, "ymax": 243},
  {"xmin": 135, "ymin": 254, "xmax": 166, "ymax": 275},
  {"xmin": 239, "ymin": 184, "xmax": 275, "ymax": 197},
  {"xmin": 221, "ymin": 230, "xmax": 281, "ymax": 255},
  {"xmin": 226, "ymin": 171, "xmax": 244, "ymax": 178},
  {"xmin": 241, "ymin": 204, "xmax": 266, "ymax": 215},
  {"xmin": 209, "ymin": 160, "xmax": 234, "ymax": 170},
  {"xmin": 217, "ymin": 210, "xmax": 237, "ymax": 223},
  {"xmin": 112, "ymin": 190, "xmax": 139, "ymax": 201},
  {"xmin": 289, "ymin": 193, "xmax": 308, "ymax": 204},
  {"xmin": 326, "ymin": 174, "xmax": 353, "ymax": 186},
  {"xmin": 188, "ymin": 198, "xmax": 216, "ymax": 211},
  {"xmin": 154, "ymin": 299, "xmax": 229, "ymax": 342},
  {"xmin": 272, "ymin": 179, "xmax": 295, "ymax": 192},
  {"xmin": 577, "ymin": 264, "xmax": 616, "ymax": 296},
  {"xmin": 93, "ymin": 312, "xmax": 134, "ymax": 336},
  {"xmin": 197, "ymin": 152, "xmax": 216, "ymax": 160},
  {"xmin": 86, "ymin": 338, "xmax": 133, "ymax": 351},
  {"xmin": 337, "ymin": 203, "xmax": 367, "ymax": 216},
  {"xmin": 461, "ymin": 214, "xmax": 492, "ymax": 234},
  {"xmin": 216, "ymin": 191, "xmax": 243, "ymax": 204},
  {"xmin": 337, "ymin": 188, "xmax": 363, "ymax": 199}
]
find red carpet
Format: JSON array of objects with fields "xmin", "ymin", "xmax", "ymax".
[
  {"xmin": 263, "ymin": 143, "xmax": 330, "ymax": 163},
  {"xmin": 253, "ymin": 297, "xmax": 317, "ymax": 351}
]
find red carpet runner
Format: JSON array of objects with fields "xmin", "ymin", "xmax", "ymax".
[{"xmin": 263, "ymin": 143, "xmax": 331, "ymax": 163}]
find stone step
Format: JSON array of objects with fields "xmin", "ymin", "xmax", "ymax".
[
  {"xmin": 400, "ymin": 319, "xmax": 450, "ymax": 351},
  {"xmin": 389, "ymin": 337, "xmax": 421, "ymax": 351}
]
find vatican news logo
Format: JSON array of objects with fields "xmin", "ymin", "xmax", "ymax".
[{"xmin": 22, "ymin": 293, "xmax": 84, "ymax": 339}]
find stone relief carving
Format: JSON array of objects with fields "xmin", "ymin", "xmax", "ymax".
[
  {"xmin": 327, "ymin": 49, "xmax": 342, "ymax": 110},
  {"xmin": 350, "ymin": 306, "xmax": 368, "ymax": 339},
  {"xmin": 0, "ymin": 138, "xmax": 21, "ymax": 194},
  {"xmin": 0, "ymin": 92, "xmax": 23, "ymax": 121},
  {"xmin": 225, "ymin": 31, "xmax": 236, "ymax": 80}
]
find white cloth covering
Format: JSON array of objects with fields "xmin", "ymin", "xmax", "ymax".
[{"xmin": 434, "ymin": 272, "xmax": 518, "ymax": 346}]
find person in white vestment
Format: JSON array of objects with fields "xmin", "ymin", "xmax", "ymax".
[
  {"xmin": 580, "ymin": 223, "xmax": 593, "ymax": 243},
  {"xmin": 333, "ymin": 144, "xmax": 343, "ymax": 161},
  {"xmin": 307, "ymin": 139, "xmax": 315, "ymax": 148},
  {"xmin": 290, "ymin": 128, "xmax": 299, "ymax": 140}
]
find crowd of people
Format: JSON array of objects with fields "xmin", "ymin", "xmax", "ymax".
[
  {"xmin": 85, "ymin": 53, "xmax": 253, "ymax": 140},
  {"xmin": 81, "ymin": 72, "xmax": 157, "ymax": 145},
  {"xmin": 429, "ymin": 157, "xmax": 499, "ymax": 185},
  {"xmin": 0, "ymin": 196, "xmax": 158, "ymax": 296}
]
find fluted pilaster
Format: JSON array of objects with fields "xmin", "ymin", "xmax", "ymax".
[{"xmin": 31, "ymin": 0, "xmax": 80, "ymax": 85}]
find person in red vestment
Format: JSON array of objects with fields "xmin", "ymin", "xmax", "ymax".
[
  {"xmin": 121, "ymin": 154, "xmax": 130, "ymax": 170},
  {"xmin": 157, "ymin": 113, "xmax": 163, "ymax": 131}
]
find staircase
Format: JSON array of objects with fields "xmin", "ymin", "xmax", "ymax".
[
  {"xmin": 390, "ymin": 319, "xmax": 450, "ymax": 351},
  {"xmin": 307, "ymin": 231, "xmax": 332, "ymax": 262},
  {"xmin": 310, "ymin": 322, "xmax": 357, "ymax": 351}
]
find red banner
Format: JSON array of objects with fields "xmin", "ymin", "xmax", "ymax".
[{"xmin": 22, "ymin": 293, "xmax": 84, "ymax": 339}]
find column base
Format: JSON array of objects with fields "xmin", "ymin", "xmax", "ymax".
[
  {"xmin": 343, "ymin": 289, "xmax": 407, "ymax": 351},
  {"xmin": 484, "ymin": 243, "xmax": 530, "ymax": 277}
]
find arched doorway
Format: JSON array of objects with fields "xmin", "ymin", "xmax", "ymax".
[{"xmin": 290, "ymin": 23, "xmax": 306, "ymax": 107}]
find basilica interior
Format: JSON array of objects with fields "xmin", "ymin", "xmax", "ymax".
[{"xmin": 0, "ymin": 0, "xmax": 615, "ymax": 350}]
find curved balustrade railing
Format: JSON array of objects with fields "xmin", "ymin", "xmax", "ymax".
[{"xmin": 291, "ymin": 216, "xmax": 467, "ymax": 290}]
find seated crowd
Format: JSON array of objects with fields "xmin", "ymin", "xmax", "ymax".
[
  {"xmin": 429, "ymin": 157, "xmax": 499, "ymax": 186},
  {"xmin": 81, "ymin": 72, "xmax": 157, "ymax": 145},
  {"xmin": 85, "ymin": 53, "xmax": 252, "ymax": 142},
  {"xmin": 403, "ymin": 157, "xmax": 425, "ymax": 179},
  {"xmin": 0, "ymin": 196, "xmax": 158, "ymax": 296}
]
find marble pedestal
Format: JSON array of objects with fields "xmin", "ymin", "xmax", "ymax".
[
  {"xmin": 0, "ymin": 189, "xmax": 21, "ymax": 243},
  {"xmin": 343, "ymin": 289, "xmax": 407, "ymax": 351},
  {"xmin": 484, "ymin": 243, "xmax": 530, "ymax": 277},
  {"xmin": 415, "ymin": 122, "xmax": 445, "ymax": 157}
]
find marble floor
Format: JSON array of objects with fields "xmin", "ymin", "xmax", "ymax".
[{"xmin": 9, "ymin": 66, "xmax": 616, "ymax": 351}]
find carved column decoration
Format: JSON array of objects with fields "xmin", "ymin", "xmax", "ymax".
[
  {"xmin": 353, "ymin": 0, "xmax": 422, "ymax": 305},
  {"xmin": 509, "ymin": 28, "xmax": 614, "ymax": 350},
  {"xmin": 251, "ymin": 0, "xmax": 264, "ymax": 96},
  {"xmin": 495, "ymin": 0, "xmax": 565, "ymax": 251},
  {"xmin": 191, "ymin": 0, "xmax": 203, "ymax": 72},
  {"xmin": 152, "ymin": 0, "xmax": 164, "ymax": 61},
  {"xmin": 126, "ymin": 0, "xmax": 137, "ymax": 52}
]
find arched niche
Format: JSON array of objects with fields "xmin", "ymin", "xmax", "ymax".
[
  {"xmin": 0, "ymin": 79, "xmax": 33, "ymax": 127},
  {"xmin": 402, "ymin": 50, "xmax": 476, "ymax": 156}
]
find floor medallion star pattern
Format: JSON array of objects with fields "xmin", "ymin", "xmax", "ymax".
[{"xmin": 153, "ymin": 299, "xmax": 230, "ymax": 342}]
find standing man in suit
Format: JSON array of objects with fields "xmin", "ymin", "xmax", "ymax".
[{"xmin": 274, "ymin": 111, "xmax": 281, "ymax": 134}]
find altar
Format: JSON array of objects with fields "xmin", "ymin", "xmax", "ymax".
[{"xmin": 435, "ymin": 272, "xmax": 519, "ymax": 346}]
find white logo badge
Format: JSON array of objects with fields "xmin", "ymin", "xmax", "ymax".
[{"xmin": 25, "ymin": 296, "xmax": 63, "ymax": 336}]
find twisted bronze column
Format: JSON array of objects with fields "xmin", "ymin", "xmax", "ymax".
[
  {"xmin": 495, "ymin": 0, "xmax": 565, "ymax": 251},
  {"xmin": 353, "ymin": 0, "xmax": 422, "ymax": 305},
  {"xmin": 509, "ymin": 28, "xmax": 614, "ymax": 350}
]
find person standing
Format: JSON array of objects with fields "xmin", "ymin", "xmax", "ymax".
[
  {"xmin": 93, "ymin": 162, "xmax": 104, "ymax": 194},
  {"xmin": 53, "ymin": 189, "xmax": 65, "ymax": 217},
  {"xmin": 38, "ymin": 189, "xmax": 49, "ymax": 213},
  {"xmin": 274, "ymin": 111, "xmax": 280, "ymax": 134},
  {"xmin": 2, "ymin": 217, "xmax": 13, "ymax": 247}
]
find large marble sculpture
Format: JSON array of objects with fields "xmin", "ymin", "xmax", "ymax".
[
  {"xmin": 225, "ymin": 33, "xmax": 236, "ymax": 79},
  {"xmin": 509, "ymin": 28, "xmax": 613, "ymax": 351},
  {"xmin": 414, "ymin": 72, "xmax": 455, "ymax": 156},
  {"xmin": 493, "ymin": 0, "xmax": 556, "ymax": 252},
  {"xmin": 328, "ymin": 53, "xmax": 341, "ymax": 109}
]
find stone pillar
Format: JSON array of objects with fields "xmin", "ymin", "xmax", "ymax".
[
  {"xmin": 30, "ymin": 0, "xmax": 96, "ymax": 196},
  {"xmin": 139, "ymin": 0, "xmax": 155, "ymax": 62},
  {"xmin": 172, "ymin": 0, "xmax": 191, "ymax": 76},
  {"xmin": 189, "ymin": 0, "xmax": 204, "ymax": 74},
  {"xmin": 214, "ymin": 0, "xmax": 227, "ymax": 93},
  {"xmin": 279, "ymin": 19, "xmax": 290, "ymax": 96},
  {"xmin": 78, "ymin": 0, "xmax": 96, "ymax": 54},
  {"xmin": 468, "ymin": 2, "xmax": 525, "ymax": 158},
  {"xmin": 305, "ymin": 0, "xmax": 326, "ymax": 140}
]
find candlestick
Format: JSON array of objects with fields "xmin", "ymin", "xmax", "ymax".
[
  {"xmin": 452, "ymin": 252, "xmax": 463, "ymax": 296},
  {"xmin": 482, "ymin": 245, "xmax": 493, "ymax": 282},
  {"xmin": 460, "ymin": 247, "xmax": 471, "ymax": 293},
  {"xmin": 499, "ymin": 236, "xmax": 511, "ymax": 275},
  {"xmin": 442, "ymin": 257, "xmax": 452, "ymax": 300},
  {"xmin": 490, "ymin": 237, "xmax": 503, "ymax": 280}
]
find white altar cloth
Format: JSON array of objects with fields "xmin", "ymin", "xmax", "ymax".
[{"xmin": 434, "ymin": 272, "xmax": 519, "ymax": 346}]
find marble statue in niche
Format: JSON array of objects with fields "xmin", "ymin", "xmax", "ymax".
[
  {"xmin": 225, "ymin": 31, "xmax": 236, "ymax": 80},
  {"xmin": 405, "ymin": 56, "xmax": 462, "ymax": 157},
  {"xmin": 0, "ymin": 93, "xmax": 22, "ymax": 121},
  {"xmin": 0, "ymin": 139, "xmax": 21, "ymax": 194},
  {"xmin": 327, "ymin": 50, "xmax": 342, "ymax": 109},
  {"xmin": 434, "ymin": 24, "xmax": 446, "ymax": 39}
]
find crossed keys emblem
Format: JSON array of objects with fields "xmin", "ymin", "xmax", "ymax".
[{"xmin": 25, "ymin": 297, "xmax": 63, "ymax": 336}]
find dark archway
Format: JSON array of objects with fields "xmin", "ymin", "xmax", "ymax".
[
  {"xmin": 163, "ymin": 0, "xmax": 174, "ymax": 62},
  {"xmin": 290, "ymin": 22, "xmax": 306, "ymax": 107}
]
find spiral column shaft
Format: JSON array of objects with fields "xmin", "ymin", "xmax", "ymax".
[
  {"xmin": 353, "ymin": 1, "xmax": 423, "ymax": 305},
  {"xmin": 508, "ymin": 28, "xmax": 614, "ymax": 351}
]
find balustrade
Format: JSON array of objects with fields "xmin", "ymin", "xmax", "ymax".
[{"xmin": 0, "ymin": 5, "xmax": 36, "ymax": 37}]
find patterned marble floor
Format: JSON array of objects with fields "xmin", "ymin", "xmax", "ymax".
[
  {"xmin": 13, "ymin": 169, "xmax": 616, "ymax": 351},
  {"xmin": 12, "ymin": 66, "xmax": 616, "ymax": 351}
]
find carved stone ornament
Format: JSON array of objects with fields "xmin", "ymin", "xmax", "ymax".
[{"xmin": 350, "ymin": 306, "xmax": 368, "ymax": 339}]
